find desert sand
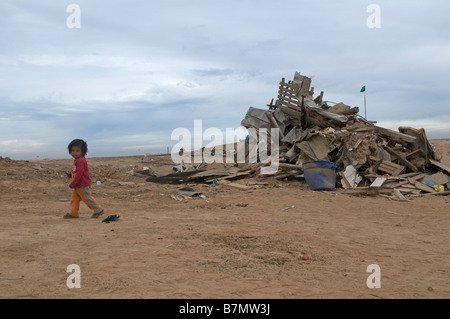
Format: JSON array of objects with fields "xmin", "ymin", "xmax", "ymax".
[{"xmin": 0, "ymin": 139, "xmax": 449, "ymax": 299}]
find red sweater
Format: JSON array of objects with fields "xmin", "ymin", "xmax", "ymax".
[{"xmin": 71, "ymin": 156, "xmax": 92, "ymax": 188}]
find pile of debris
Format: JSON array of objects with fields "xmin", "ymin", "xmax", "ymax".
[
  {"xmin": 239, "ymin": 72, "xmax": 450, "ymax": 199},
  {"xmin": 144, "ymin": 72, "xmax": 449, "ymax": 199}
]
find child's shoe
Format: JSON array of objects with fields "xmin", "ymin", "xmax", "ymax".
[
  {"xmin": 91, "ymin": 210, "xmax": 105, "ymax": 218},
  {"xmin": 63, "ymin": 213, "xmax": 78, "ymax": 219}
]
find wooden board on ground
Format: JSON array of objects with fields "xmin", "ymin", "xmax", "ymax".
[
  {"xmin": 218, "ymin": 180, "xmax": 253, "ymax": 190},
  {"xmin": 422, "ymin": 191, "xmax": 450, "ymax": 196},
  {"xmin": 393, "ymin": 188, "xmax": 409, "ymax": 201},
  {"xmin": 396, "ymin": 187, "xmax": 422, "ymax": 195},
  {"xmin": 205, "ymin": 171, "xmax": 251, "ymax": 183},
  {"xmin": 342, "ymin": 187, "xmax": 393, "ymax": 195},
  {"xmin": 414, "ymin": 181, "xmax": 437, "ymax": 193}
]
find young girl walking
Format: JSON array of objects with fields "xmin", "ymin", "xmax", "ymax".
[{"xmin": 63, "ymin": 139, "xmax": 105, "ymax": 219}]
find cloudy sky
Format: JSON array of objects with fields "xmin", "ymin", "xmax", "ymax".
[{"xmin": 1, "ymin": 0, "xmax": 449, "ymax": 160}]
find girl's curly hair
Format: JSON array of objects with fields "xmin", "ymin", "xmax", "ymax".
[{"xmin": 68, "ymin": 139, "xmax": 88, "ymax": 156}]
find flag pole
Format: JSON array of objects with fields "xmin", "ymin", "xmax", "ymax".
[
  {"xmin": 364, "ymin": 90, "xmax": 367, "ymax": 120},
  {"xmin": 360, "ymin": 85, "xmax": 367, "ymax": 120}
]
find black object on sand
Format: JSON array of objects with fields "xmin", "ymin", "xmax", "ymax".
[{"xmin": 102, "ymin": 214, "xmax": 120, "ymax": 223}]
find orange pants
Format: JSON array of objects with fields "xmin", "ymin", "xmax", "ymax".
[{"xmin": 68, "ymin": 186, "xmax": 103, "ymax": 217}]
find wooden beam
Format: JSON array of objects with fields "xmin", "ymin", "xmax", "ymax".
[
  {"xmin": 374, "ymin": 126, "xmax": 417, "ymax": 144},
  {"xmin": 429, "ymin": 159, "xmax": 450, "ymax": 173},
  {"xmin": 385, "ymin": 146, "xmax": 418, "ymax": 172},
  {"xmin": 267, "ymin": 162, "xmax": 304, "ymax": 170},
  {"xmin": 343, "ymin": 187, "xmax": 393, "ymax": 195}
]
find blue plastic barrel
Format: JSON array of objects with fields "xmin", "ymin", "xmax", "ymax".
[{"xmin": 302, "ymin": 160, "xmax": 337, "ymax": 190}]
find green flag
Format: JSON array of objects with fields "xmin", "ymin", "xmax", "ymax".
[{"xmin": 360, "ymin": 85, "xmax": 366, "ymax": 92}]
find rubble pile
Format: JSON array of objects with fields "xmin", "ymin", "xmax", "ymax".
[
  {"xmin": 239, "ymin": 72, "xmax": 450, "ymax": 199},
  {"xmin": 146, "ymin": 72, "xmax": 449, "ymax": 199}
]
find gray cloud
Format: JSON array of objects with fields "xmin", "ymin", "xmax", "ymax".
[{"xmin": 1, "ymin": 0, "xmax": 449, "ymax": 159}]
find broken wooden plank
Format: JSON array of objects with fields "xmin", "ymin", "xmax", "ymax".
[
  {"xmin": 383, "ymin": 181, "xmax": 404, "ymax": 188},
  {"xmin": 248, "ymin": 163, "xmax": 264, "ymax": 174},
  {"xmin": 396, "ymin": 187, "xmax": 422, "ymax": 195},
  {"xmin": 275, "ymin": 162, "xmax": 304, "ymax": 170},
  {"xmin": 400, "ymin": 184, "xmax": 418, "ymax": 189},
  {"xmin": 205, "ymin": 171, "xmax": 251, "ymax": 183},
  {"xmin": 393, "ymin": 188, "xmax": 409, "ymax": 201},
  {"xmin": 364, "ymin": 174, "xmax": 386, "ymax": 179},
  {"xmin": 355, "ymin": 127, "xmax": 376, "ymax": 132},
  {"xmin": 379, "ymin": 194, "xmax": 406, "ymax": 201},
  {"xmin": 318, "ymin": 91, "xmax": 324, "ymax": 107},
  {"xmin": 398, "ymin": 126, "xmax": 437, "ymax": 162},
  {"xmin": 414, "ymin": 180, "xmax": 437, "ymax": 193},
  {"xmin": 397, "ymin": 172, "xmax": 423, "ymax": 179},
  {"xmin": 422, "ymin": 191, "xmax": 450, "ymax": 196},
  {"xmin": 369, "ymin": 155, "xmax": 382, "ymax": 163},
  {"xmin": 374, "ymin": 126, "xmax": 417, "ymax": 144},
  {"xmin": 378, "ymin": 160, "xmax": 404, "ymax": 176},
  {"xmin": 384, "ymin": 146, "xmax": 418, "ymax": 172},
  {"xmin": 386, "ymin": 173, "xmax": 424, "ymax": 188},
  {"xmin": 370, "ymin": 177, "xmax": 387, "ymax": 187},
  {"xmin": 342, "ymin": 187, "xmax": 393, "ymax": 195},
  {"xmin": 429, "ymin": 159, "xmax": 450, "ymax": 173},
  {"xmin": 220, "ymin": 182, "xmax": 252, "ymax": 190}
]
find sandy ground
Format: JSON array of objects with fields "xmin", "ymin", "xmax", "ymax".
[{"xmin": 0, "ymin": 139, "xmax": 449, "ymax": 299}]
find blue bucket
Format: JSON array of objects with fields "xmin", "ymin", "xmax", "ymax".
[{"xmin": 302, "ymin": 160, "xmax": 337, "ymax": 191}]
